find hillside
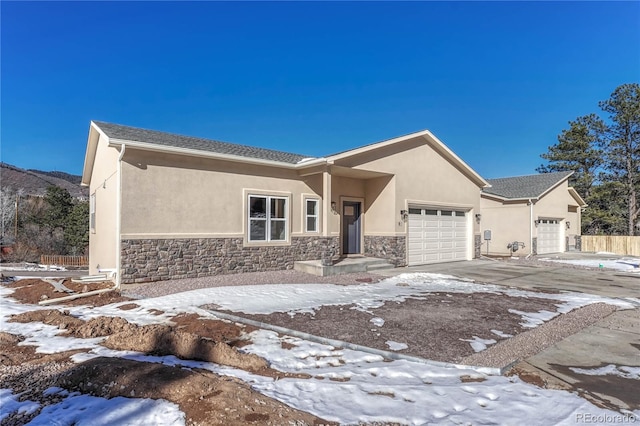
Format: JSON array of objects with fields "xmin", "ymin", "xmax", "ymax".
[{"xmin": 0, "ymin": 163, "xmax": 88, "ymax": 198}]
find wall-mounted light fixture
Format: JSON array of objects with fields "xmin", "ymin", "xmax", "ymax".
[
  {"xmin": 400, "ymin": 209, "xmax": 408, "ymax": 222},
  {"xmin": 475, "ymin": 213, "xmax": 482, "ymax": 224},
  {"xmin": 331, "ymin": 201, "xmax": 337, "ymax": 212},
  {"xmin": 534, "ymin": 219, "xmax": 541, "ymax": 227},
  {"xmin": 566, "ymin": 221, "xmax": 570, "ymax": 229}
]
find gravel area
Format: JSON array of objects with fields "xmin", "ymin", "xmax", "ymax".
[
  {"xmin": 121, "ymin": 269, "xmax": 381, "ymax": 299},
  {"xmin": 461, "ymin": 302, "xmax": 618, "ymax": 369}
]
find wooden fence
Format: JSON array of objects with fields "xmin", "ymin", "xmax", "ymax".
[
  {"xmin": 40, "ymin": 255, "xmax": 89, "ymax": 267},
  {"xmin": 581, "ymin": 236, "xmax": 640, "ymax": 257}
]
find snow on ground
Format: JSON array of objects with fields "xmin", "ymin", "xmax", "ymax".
[
  {"xmin": 460, "ymin": 336, "xmax": 497, "ymax": 352},
  {"xmin": 0, "ymin": 263, "xmax": 67, "ymax": 272},
  {"xmin": 570, "ymin": 364, "xmax": 640, "ymax": 380},
  {"xmin": 370, "ymin": 317, "xmax": 385, "ymax": 327},
  {"xmin": 385, "ymin": 340, "xmax": 409, "ymax": 351},
  {"xmin": 1, "ymin": 273, "xmax": 639, "ymax": 425},
  {"xmin": 540, "ymin": 256, "xmax": 640, "ymax": 272}
]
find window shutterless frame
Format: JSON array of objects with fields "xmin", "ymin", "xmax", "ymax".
[
  {"xmin": 248, "ymin": 195, "xmax": 288, "ymax": 242},
  {"xmin": 90, "ymin": 193, "xmax": 96, "ymax": 233},
  {"xmin": 305, "ymin": 198, "xmax": 319, "ymax": 233}
]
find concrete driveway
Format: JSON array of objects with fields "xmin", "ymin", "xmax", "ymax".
[
  {"xmin": 376, "ymin": 254, "xmax": 640, "ymax": 411},
  {"xmin": 374, "ymin": 254, "xmax": 640, "ymax": 299}
]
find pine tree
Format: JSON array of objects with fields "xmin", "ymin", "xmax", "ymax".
[
  {"xmin": 599, "ymin": 83, "xmax": 640, "ymax": 235},
  {"xmin": 537, "ymin": 114, "xmax": 605, "ymax": 200}
]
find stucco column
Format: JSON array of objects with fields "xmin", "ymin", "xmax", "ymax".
[{"xmin": 322, "ymin": 170, "xmax": 332, "ymax": 237}]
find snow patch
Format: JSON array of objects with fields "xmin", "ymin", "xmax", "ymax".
[
  {"xmin": 385, "ymin": 341, "xmax": 408, "ymax": 351},
  {"xmin": 460, "ymin": 336, "xmax": 497, "ymax": 352},
  {"xmin": 570, "ymin": 364, "xmax": 640, "ymax": 380},
  {"xmin": 370, "ymin": 317, "xmax": 385, "ymax": 327}
]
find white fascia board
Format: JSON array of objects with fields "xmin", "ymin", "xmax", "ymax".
[
  {"xmin": 481, "ymin": 192, "xmax": 538, "ymax": 203},
  {"xmin": 537, "ymin": 171, "xmax": 574, "ymax": 200},
  {"xmin": 107, "ymin": 138, "xmax": 327, "ymax": 170},
  {"xmin": 81, "ymin": 123, "xmax": 103, "ymax": 186},
  {"xmin": 568, "ymin": 186, "xmax": 587, "ymax": 207},
  {"xmin": 422, "ymin": 130, "xmax": 489, "ymax": 188},
  {"xmin": 327, "ymin": 130, "xmax": 433, "ymax": 161}
]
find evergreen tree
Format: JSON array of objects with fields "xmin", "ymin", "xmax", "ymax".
[
  {"xmin": 43, "ymin": 186, "xmax": 73, "ymax": 230},
  {"xmin": 537, "ymin": 114, "xmax": 605, "ymax": 199},
  {"xmin": 64, "ymin": 201, "xmax": 89, "ymax": 255},
  {"xmin": 539, "ymin": 83, "xmax": 640, "ymax": 235},
  {"xmin": 599, "ymin": 83, "xmax": 640, "ymax": 235}
]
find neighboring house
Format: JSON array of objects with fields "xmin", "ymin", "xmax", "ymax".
[
  {"xmin": 479, "ymin": 171, "xmax": 587, "ymax": 257},
  {"xmin": 81, "ymin": 121, "xmax": 489, "ymax": 284}
]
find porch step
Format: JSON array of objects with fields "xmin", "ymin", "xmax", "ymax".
[{"xmin": 294, "ymin": 257, "xmax": 395, "ymax": 277}]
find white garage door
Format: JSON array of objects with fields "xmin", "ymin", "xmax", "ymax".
[
  {"xmin": 408, "ymin": 207, "xmax": 469, "ymax": 266},
  {"xmin": 537, "ymin": 219, "xmax": 562, "ymax": 254}
]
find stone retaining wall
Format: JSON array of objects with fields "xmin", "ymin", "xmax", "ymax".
[
  {"xmin": 363, "ymin": 235, "xmax": 407, "ymax": 267},
  {"xmin": 121, "ymin": 236, "xmax": 340, "ymax": 283}
]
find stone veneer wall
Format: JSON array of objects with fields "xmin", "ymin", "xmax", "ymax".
[
  {"xmin": 575, "ymin": 235, "xmax": 582, "ymax": 251},
  {"xmin": 364, "ymin": 236, "xmax": 406, "ymax": 267},
  {"xmin": 474, "ymin": 234, "xmax": 481, "ymax": 259},
  {"xmin": 121, "ymin": 236, "xmax": 339, "ymax": 284},
  {"xmin": 532, "ymin": 237, "xmax": 538, "ymax": 255}
]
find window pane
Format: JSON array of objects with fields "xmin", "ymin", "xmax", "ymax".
[
  {"xmin": 306, "ymin": 199, "xmax": 317, "ymax": 215},
  {"xmin": 270, "ymin": 220, "xmax": 286, "ymax": 240},
  {"xmin": 426, "ymin": 209, "xmax": 438, "ymax": 215},
  {"xmin": 455, "ymin": 211, "xmax": 466, "ymax": 217},
  {"xmin": 441, "ymin": 210, "xmax": 453, "ymax": 216},
  {"xmin": 250, "ymin": 197, "xmax": 266, "ymax": 218},
  {"xmin": 307, "ymin": 217, "xmax": 317, "ymax": 232},
  {"xmin": 271, "ymin": 198, "xmax": 286, "ymax": 219},
  {"xmin": 408, "ymin": 208, "xmax": 421, "ymax": 215},
  {"xmin": 249, "ymin": 220, "xmax": 266, "ymax": 241}
]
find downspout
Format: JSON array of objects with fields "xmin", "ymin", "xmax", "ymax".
[
  {"xmin": 527, "ymin": 199, "xmax": 533, "ymax": 259},
  {"xmin": 115, "ymin": 144, "xmax": 126, "ymax": 289}
]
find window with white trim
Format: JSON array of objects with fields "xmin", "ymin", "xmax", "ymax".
[
  {"xmin": 305, "ymin": 199, "xmax": 319, "ymax": 232},
  {"xmin": 90, "ymin": 193, "xmax": 96, "ymax": 233},
  {"xmin": 248, "ymin": 195, "xmax": 288, "ymax": 242}
]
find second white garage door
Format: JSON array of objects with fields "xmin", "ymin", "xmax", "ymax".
[
  {"xmin": 408, "ymin": 207, "xmax": 469, "ymax": 266},
  {"xmin": 537, "ymin": 219, "xmax": 562, "ymax": 254}
]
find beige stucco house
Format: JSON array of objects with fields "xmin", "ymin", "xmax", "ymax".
[
  {"xmin": 81, "ymin": 121, "xmax": 490, "ymax": 285},
  {"xmin": 479, "ymin": 171, "xmax": 586, "ymax": 257}
]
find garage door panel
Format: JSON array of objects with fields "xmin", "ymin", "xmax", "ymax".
[
  {"xmin": 538, "ymin": 220, "xmax": 562, "ymax": 254},
  {"xmin": 408, "ymin": 207, "xmax": 469, "ymax": 266}
]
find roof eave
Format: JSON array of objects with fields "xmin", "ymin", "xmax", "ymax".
[
  {"xmin": 481, "ymin": 192, "xmax": 539, "ymax": 203},
  {"xmin": 107, "ymin": 138, "xmax": 325, "ymax": 169}
]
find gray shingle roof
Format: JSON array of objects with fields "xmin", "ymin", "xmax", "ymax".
[
  {"xmin": 483, "ymin": 171, "xmax": 573, "ymax": 199},
  {"xmin": 93, "ymin": 121, "xmax": 312, "ymax": 164}
]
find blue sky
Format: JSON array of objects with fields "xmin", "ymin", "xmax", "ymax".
[{"xmin": 2, "ymin": 1, "xmax": 639, "ymax": 178}]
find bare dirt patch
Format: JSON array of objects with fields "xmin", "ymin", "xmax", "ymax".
[
  {"xmin": 57, "ymin": 357, "xmax": 332, "ymax": 426},
  {"xmin": 170, "ymin": 313, "xmax": 257, "ymax": 348},
  {"xmin": 233, "ymin": 292, "xmax": 560, "ymax": 363},
  {"xmin": 0, "ymin": 292, "xmax": 320, "ymax": 424},
  {"xmin": 6, "ymin": 278, "xmax": 131, "ymax": 306},
  {"xmin": 103, "ymin": 323, "xmax": 269, "ymax": 372}
]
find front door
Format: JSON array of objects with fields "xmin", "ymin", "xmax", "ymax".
[{"xmin": 342, "ymin": 201, "xmax": 362, "ymax": 254}]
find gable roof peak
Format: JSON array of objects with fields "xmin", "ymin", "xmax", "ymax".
[{"xmin": 483, "ymin": 170, "xmax": 574, "ymax": 200}]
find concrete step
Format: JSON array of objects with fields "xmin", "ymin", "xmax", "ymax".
[
  {"xmin": 294, "ymin": 257, "xmax": 395, "ymax": 277},
  {"xmin": 366, "ymin": 262, "xmax": 395, "ymax": 271}
]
